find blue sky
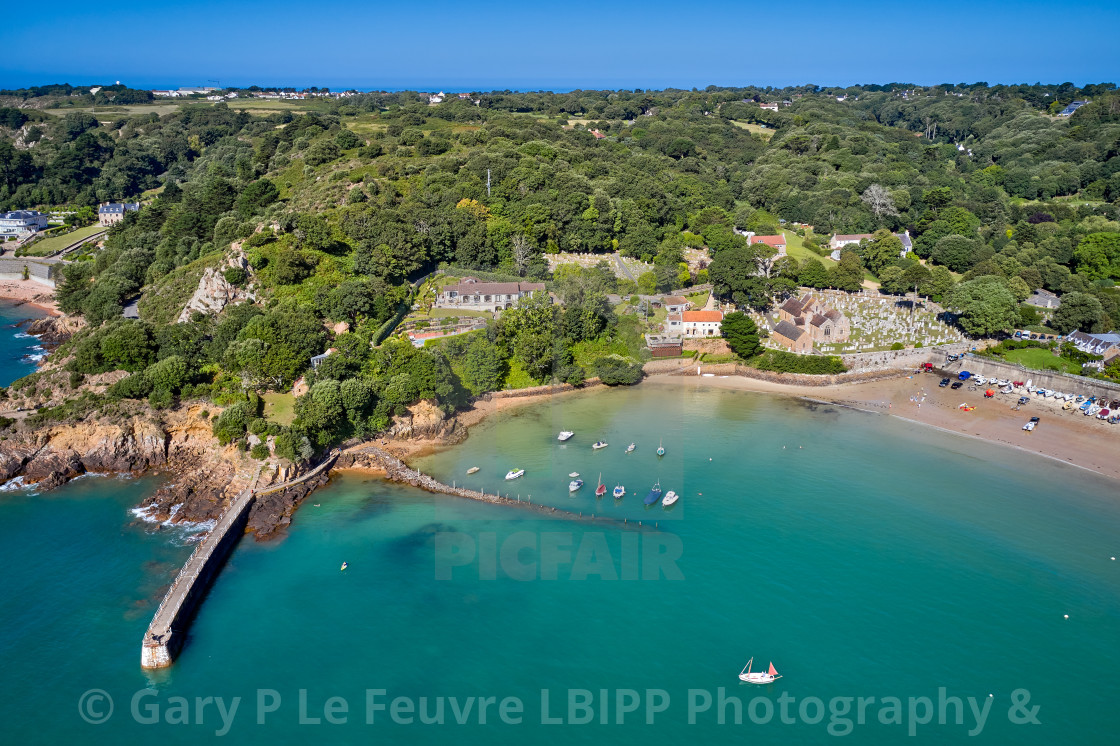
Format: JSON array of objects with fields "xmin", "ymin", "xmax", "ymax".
[{"xmin": 2, "ymin": 0, "xmax": 1116, "ymax": 90}]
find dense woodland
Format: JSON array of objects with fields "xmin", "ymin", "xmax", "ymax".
[{"xmin": 3, "ymin": 81, "xmax": 1120, "ymax": 459}]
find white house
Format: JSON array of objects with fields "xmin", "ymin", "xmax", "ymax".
[
  {"xmin": 434, "ymin": 278, "xmax": 546, "ymax": 312},
  {"xmin": 669, "ymin": 309, "xmax": 723, "ymax": 338},
  {"xmin": 0, "ymin": 210, "xmax": 49, "ymax": 238}
]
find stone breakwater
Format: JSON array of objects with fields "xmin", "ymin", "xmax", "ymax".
[{"xmin": 336, "ymin": 445, "xmax": 646, "ymax": 528}]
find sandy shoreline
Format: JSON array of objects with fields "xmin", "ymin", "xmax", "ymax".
[
  {"xmin": 644, "ymin": 374, "xmax": 1120, "ymax": 483},
  {"xmin": 372, "ymin": 372, "xmax": 1120, "ymax": 485},
  {"xmin": 0, "ymin": 280, "xmax": 59, "ymax": 316}
]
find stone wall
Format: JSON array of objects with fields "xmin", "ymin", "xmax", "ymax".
[
  {"xmin": 485, "ymin": 378, "xmax": 603, "ymax": 400},
  {"xmin": 841, "ymin": 342, "xmax": 976, "ymax": 371},
  {"xmin": 943, "ymin": 354, "xmax": 1120, "ymax": 402},
  {"xmin": 0, "ymin": 259, "xmax": 56, "ymax": 287},
  {"xmin": 669, "ymin": 362, "xmax": 912, "ymax": 387}
]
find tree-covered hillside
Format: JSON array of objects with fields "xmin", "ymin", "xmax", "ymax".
[{"xmin": 5, "ymin": 81, "xmax": 1120, "ymax": 459}]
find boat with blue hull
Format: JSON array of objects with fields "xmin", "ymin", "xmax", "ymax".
[{"xmin": 644, "ymin": 480, "xmax": 663, "ymax": 505}]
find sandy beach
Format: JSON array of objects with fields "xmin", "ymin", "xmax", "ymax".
[
  {"xmin": 0, "ymin": 279, "xmax": 59, "ymax": 316},
  {"xmin": 644, "ymin": 373, "xmax": 1120, "ymax": 483},
  {"xmin": 371, "ymin": 372, "xmax": 1120, "ymax": 485}
]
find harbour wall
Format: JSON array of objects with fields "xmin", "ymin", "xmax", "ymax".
[{"xmin": 942, "ymin": 355, "xmax": 1120, "ymax": 402}]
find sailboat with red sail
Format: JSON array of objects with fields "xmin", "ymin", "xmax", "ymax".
[
  {"xmin": 595, "ymin": 472, "xmax": 607, "ymax": 497},
  {"xmin": 738, "ymin": 657, "xmax": 781, "ymax": 684}
]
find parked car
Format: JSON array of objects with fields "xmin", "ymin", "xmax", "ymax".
[
  {"xmin": 1018, "ymin": 397, "xmax": 1030, "ymax": 405},
  {"xmin": 939, "ymin": 378, "xmax": 951, "ymax": 388},
  {"xmin": 951, "ymin": 381, "xmax": 963, "ymax": 390}
]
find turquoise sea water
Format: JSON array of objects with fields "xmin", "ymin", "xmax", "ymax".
[
  {"xmin": 1, "ymin": 382, "xmax": 1119, "ymax": 744},
  {"xmin": 0, "ymin": 299, "xmax": 48, "ymax": 387}
]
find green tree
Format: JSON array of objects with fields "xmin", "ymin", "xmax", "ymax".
[
  {"xmin": 720, "ymin": 311, "xmax": 760, "ymax": 358},
  {"xmin": 1050, "ymin": 292, "xmax": 1104, "ymax": 334},
  {"xmin": 944, "ymin": 276, "xmax": 1019, "ymax": 337},
  {"xmin": 862, "ymin": 230, "xmax": 903, "ymax": 276},
  {"xmin": 594, "ymin": 356, "xmax": 643, "ymax": 385}
]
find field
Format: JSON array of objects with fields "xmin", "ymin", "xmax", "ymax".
[
  {"xmin": 19, "ymin": 224, "xmax": 104, "ymax": 257},
  {"xmin": 780, "ymin": 229, "xmax": 836, "ymax": 266},
  {"xmin": 995, "ymin": 347, "xmax": 1083, "ymax": 374},
  {"xmin": 730, "ymin": 121, "xmax": 775, "ymax": 140},
  {"xmin": 262, "ymin": 392, "xmax": 296, "ymax": 425},
  {"xmin": 43, "ymin": 97, "xmax": 338, "ymax": 121}
]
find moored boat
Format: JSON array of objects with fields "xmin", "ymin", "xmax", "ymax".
[
  {"xmin": 644, "ymin": 481, "xmax": 663, "ymax": 505},
  {"xmin": 656, "ymin": 438, "xmax": 665, "ymax": 457},
  {"xmin": 592, "ymin": 441, "xmax": 608, "ymax": 450},
  {"xmin": 612, "ymin": 484, "xmax": 625, "ymax": 498},
  {"xmin": 569, "ymin": 472, "xmax": 580, "ymax": 478},
  {"xmin": 558, "ymin": 431, "xmax": 574, "ymax": 441},
  {"xmin": 505, "ymin": 468, "xmax": 525, "ymax": 480},
  {"xmin": 738, "ymin": 657, "xmax": 781, "ymax": 684},
  {"xmin": 340, "ymin": 562, "xmax": 348, "ymax": 571},
  {"xmin": 466, "ymin": 466, "xmax": 480, "ymax": 474},
  {"xmin": 626, "ymin": 442, "xmax": 635, "ymax": 453},
  {"xmin": 569, "ymin": 479, "xmax": 584, "ymax": 492},
  {"xmin": 662, "ymin": 490, "xmax": 679, "ymax": 506},
  {"xmin": 595, "ymin": 473, "xmax": 607, "ymax": 497}
]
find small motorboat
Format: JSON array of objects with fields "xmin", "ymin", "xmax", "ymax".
[
  {"xmin": 592, "ymin": 441, "xmax": 608, "ymax": 450},
  {"xmin": 626, "ymin": 443, "xmax": 635, "ymax": 453},
  {"xmin": 656, "ymin": 438, "xmax": 665, "ymax": 457},
  {"xmin": 569, "ymin": 472, "xmax": 579, "ymax": 478},
  {"xmin": 644, "ymin": 481, "xmax": 663, "ymax": 505},
  {"xmin": 569, "ymin": 479, "xmax": 584, "ymax": 492},
  {"xmin": 558, "ymin": 431, "xmax": 574, "ymax": 441},
  {"xmin": 505, "ymin": 469, "xmax": 525, "ymax": 480},
  {"xmin": 612, "ymin": 484, "xmax": 625, "ymax": 498},
  {"xmin": 340, "ymin": 562, "xmax": 348, "ymax": 571},
  {"xmin": 739, "ymin": 657, "xmax": 781, "ymax": 684},
  {"xmin": 466, "ymin": 466, "xmax": 480, "ymax": 474},
  {"xmin": 595, "ymin": 473, "xmax": 607, "ymax": 497},
  {"xmin": 662, "ymin": 490, "xmax": 679, "ymax": 506}
]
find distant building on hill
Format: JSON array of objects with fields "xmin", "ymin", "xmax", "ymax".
[
  {"xmin": 829, "ymin": 231, "xmax": 912, "ymax": 260},
  {"xmin": 750, "ymin": 234, "xmax": 787, "ymax": 256},
  {"xmin": 0, "ymin": 210, "xmax": 49, "ymax": 238},
  {"xmin": 434, "ymin": 278, "xmax": 546, "ymax": 312},
  {"xmin": 759, "ymin": 102, "xmax": 779, "ymax": 111},
  {"xmin": 661, "ymin": 295, "xmax": 690, "ymax": 315},
  {"xmin": 98, "ymin": 202, "xmax": 140, "ymax": 226},
  {"xmin": 1058, "ymin": 100, "xmax": 1089, "ymax": 117}
]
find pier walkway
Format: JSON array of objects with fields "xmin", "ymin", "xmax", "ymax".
[{"xmin": 141, "ymin": 452, "xmax": 339, "ymax": 669}]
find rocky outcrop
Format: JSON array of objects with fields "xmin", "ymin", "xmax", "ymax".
[
  {"xmin": 176, "ymin": 253, "xmax": 254, "ymax": 323},
  {"xmin": 23, "ymin": 314, "xmax": 85, "ymax": 347},
  {"xmin": 387, "ymin": 399, "xmax": 460, "ymax": 441}
]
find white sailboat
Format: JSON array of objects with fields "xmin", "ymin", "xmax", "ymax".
[
  {"xmin": 738, "ymin": 657, "xmax": 781, "ymax": 684},
  {"xmin": 592, "ymin": 441, "xmax": 608, "ymax": 450},
  {"xmin": 656, "ymin": 438, "xmax": 665, "ymax": 457},
  {"xmin": 626, "ymin": 442, "xmax": 635, "ymax": 453},
  {"xmin": 558, "ymin": 431, "xmax": 574, "ymax": 441}
]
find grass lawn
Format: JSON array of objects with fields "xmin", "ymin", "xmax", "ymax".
[
  {"xmin": 21, "ymin": 224, "xmax": 104, "ymax": 257},
  {"xmin": 262, "ymin": 392, "xmax": 296, "ymax": 425},
  {"xmin": 781, "ymin": 230, "xmax": 836, "ymax": 266},
  {"xmin": 730, "ymin": 121, "xmax": 774, "ymax": 140},
  {"xmin": 996, "ymin": 347, "xmax": 1083, "ymax": 374}
]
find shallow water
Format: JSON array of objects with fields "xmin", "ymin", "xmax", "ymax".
[{"xmin": 1, "ymin": 384, "xmax": 1118, "ymax": 744}]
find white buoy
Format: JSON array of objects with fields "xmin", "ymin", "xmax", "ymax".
[{"xmin": 1064, "ymin": 614, "xmax": 1069, "ymax": 619}]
